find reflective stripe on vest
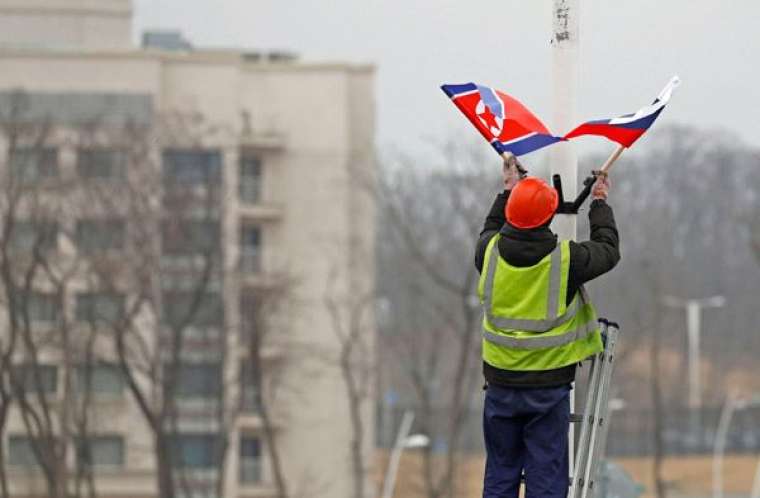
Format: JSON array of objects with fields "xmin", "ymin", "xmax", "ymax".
[
  {"xmin": 482, "ymin": 238, "xmax": 580, "ymax": 332},
  {"xmin": 482, "ymin": 311, "xmax": 597, "ymax": 350}
]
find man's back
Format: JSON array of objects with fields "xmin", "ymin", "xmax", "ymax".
[
  {"xmin": 474, "ymin": 189, "xmax": 620, "ymax": 387},
  {"xmin": 476, "ymin": 195, "xmax": 620, "ymax": 301}
]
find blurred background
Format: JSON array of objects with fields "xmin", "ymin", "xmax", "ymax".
[{"xmin": 0, "ymin": 1, "xmax": 758, "ymax": 498}]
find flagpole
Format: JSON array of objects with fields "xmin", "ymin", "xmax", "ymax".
[{"xmin": 599, "ymin": 145, "xmax": 626, "ymax": 175}]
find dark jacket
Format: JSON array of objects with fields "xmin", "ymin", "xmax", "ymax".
[{"xmin": 475, "ymin": 190, "xmax": 620, "ymax": 388}]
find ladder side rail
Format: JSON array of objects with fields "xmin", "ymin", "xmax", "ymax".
[
  {"xmin": 585, "ymin": 325, "xmax": 619, "ymax": 498},
  {"xmin": 580, "ymin": 324, "xmax": 619, "ymax": 498},
  {"xmin": 569, "ymin": 321, "xmax": 608, "ymax": 498}
]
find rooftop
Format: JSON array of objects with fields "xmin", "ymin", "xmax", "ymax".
[{"xmin": 0, "ymin": 44, "xmax": 375, "ymax": 72}]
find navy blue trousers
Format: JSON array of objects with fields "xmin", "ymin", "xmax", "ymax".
[{"xmin": 483, "ymin": 384, "xmax": 571, "ymax": 498}]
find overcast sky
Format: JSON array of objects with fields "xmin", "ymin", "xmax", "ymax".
[{"xmin": 133, "ymin": 1, "xmax": 760, "ymax": 158}]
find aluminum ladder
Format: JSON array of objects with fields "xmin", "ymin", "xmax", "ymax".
[{"xmin": 569, "ymin": 318, "xmax": 620, "ymax": 498}]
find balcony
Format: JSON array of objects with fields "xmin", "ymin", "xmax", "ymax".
[
  {"xmin": 236, "ymin": 411, "xmax": 284, "ymax": 431},
  {"xmin": 239, "ymin": 272, "xmax": 279, "ymax": 291},
  {"xmin": 238, "ymin": 484, "xmax": 281, "ymax": 498},
  {"xmin": 239, "ymin": 131, "xmax": 286, "ymax": 152},
  {"xmin": 237, "ymin": 203, "xmax": 284, "ymax": 222},
  {"xmin": 239, "ymin": 459, "xmax": 263, "ymax": 488},
  {"xmin": 239, "ymin": 247, "xmax": 260, "ymax": 274}
]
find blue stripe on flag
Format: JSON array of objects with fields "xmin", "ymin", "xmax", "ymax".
[
  {"xmin": 440, "ymin": 83, "xmax": 477, "ymax": 98},
  {"xmin": 492, "ymin": 134, "xmax": 562, "ymax": 156},
  {"xmin": 614, "ymin": 106, "xmax": 664, "ymax": 130},
  {"xmin": 476, "ymin": 85, "xmax": 504, "ymax": 119}
]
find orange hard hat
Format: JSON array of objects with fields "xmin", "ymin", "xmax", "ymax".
[{"xmin": 505, "ymin": 177, "xmax": 559, "ymax": 229}]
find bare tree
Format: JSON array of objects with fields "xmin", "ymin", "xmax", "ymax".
[
  {"xmin": 0, "ymin": 91, "xmax": 102, "ymax": 498},
  {"xmin": 1, "ymin": 96, "xmax": 319, "ymax": 498},
  {"xmin": 376, "ymin": 141, "xmax": 494, "ymax": 498},
  {"xmin": 76, "ymin": 112, "xmax": 235, "ymax": 498},
  {"xmin": 322, "ymin": 267, "xmax": 375, "ymax": 498},
  {"xmin": 588, "ymin": 127, "xmax": 760, "ymax": 489},
  {"xmin": 239, "ymin": 282, "xmax": 294, "ymax": 498}
]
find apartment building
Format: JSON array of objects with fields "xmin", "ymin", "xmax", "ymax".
[{"xmin": 0, "ymin": 1, "xmax": 376, "ymax": 497}]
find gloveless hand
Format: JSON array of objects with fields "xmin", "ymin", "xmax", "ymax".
[
  {"xmin": 502, "ymin": 158, "xmax": 521, "ymax": 190},
  {"xmin": 592, "ymin": 173, "xmax": 610, "ymax": 201}
]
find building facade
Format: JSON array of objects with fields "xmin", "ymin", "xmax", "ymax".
[{"xmin": 0, "ymin": 1, "xmax": 376, "ymax": 497}]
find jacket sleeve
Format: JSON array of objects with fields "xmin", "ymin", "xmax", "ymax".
[
  {"xmin": 568, "ymin": 199, "xmax": 621, "ymax": 285},
  {"xmin": 475, "ymin": 190, "xmax": 509, "ymax": 274}
]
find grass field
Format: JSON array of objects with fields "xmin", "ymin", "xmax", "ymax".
[{"xmin": 376, "ymin": 452, "xmax": 760, "ymax": 498}]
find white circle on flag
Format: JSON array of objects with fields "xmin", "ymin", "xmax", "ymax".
[{"xmin": 476, "ymin": 100, "xmax": 504, "ymax": 137}]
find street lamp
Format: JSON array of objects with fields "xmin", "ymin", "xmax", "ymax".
[
  {"xmin": 663, "ymin": 295, "xmax": 725, "ymax": 440},
  {"xmin": 713, "ymin": 394, "xmax": 760, "ymax": 498},
  {"xmin": 751, "ymin": 459, "xmax": 760, "ymax": 498},
  {"xmin": 381, "ymin": 411, "xmax": 430, "ymax": 498}
]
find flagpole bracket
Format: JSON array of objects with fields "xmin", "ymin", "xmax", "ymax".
[{"xmin": 553, "ymin": 174, "xmax": 596, "ymax": 215}]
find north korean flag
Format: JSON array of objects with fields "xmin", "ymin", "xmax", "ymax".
[{"xmin": 441, "ymin": 83, "xmax": 561, "ymax": 156}]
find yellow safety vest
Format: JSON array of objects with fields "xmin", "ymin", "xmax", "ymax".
[{"xmin": 477, "ymin": 235, "xmax": 603, "ymax": 371}]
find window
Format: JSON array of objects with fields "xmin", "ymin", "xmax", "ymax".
[
  {"xmin": 239, "ymin": 362, "xmax": 261, "ymax": 412},
  {"xmin": 239, "ymin": 155, "xmax": 262, "ymax": 204},
  {"xmin": 76, "ymin": 436, "xmax": 125, "ymax": 468},
  {"xmin": 13, "ymin": 365, "xmax": 58, "ymax": 394},
  {"xmin": 14, "ymin": 291, "xmax": 59, "ymax": 323},
  {"xmin": 77, "ymin": 148, "xmax": 126, "ymax": 180},
  {"xmin": 163, "ymin": 150, "xmax": 221, "ymax": 185},
  {"xmin": 240, "ymin": 226, "xmax": 261, "ymax": 273},
  {"xmin": 9, "ymin": 147, "xmax": 58, "ymax": 183},
  {"xmin": 8, "ymin": 436, "xmax": 40, "ymax": 467},
  {"xmin": 8, "ymin": 221, "xmax": 58, "ymax": 252},
  {"xmin": 162, "ymin": 292, "xmax": 223, "ymax": 328},
  {"xmin": 76, "ymin": 220, "xmax": 125, "ymax": 252},
  {"xmin": 76, "ymin": 292, "xmax": 125, "ymax": 323},
  {"xmin": 76, "ymin": 364, "xmax": 124, "ymax": 395},
  {"xmin": 239, "ymin": 436, "xmax": 262, "ymax": 484},
  {"xmin": 162, "ymin": 221, "xmax": 220, "ymax": 255},
  {"xmin": 167, "ymin": 363, "xmax": 221, "ymax": 399},
  {"xmin": 170, "ymin": 434, "xmax": 222, "ymax": 469}
]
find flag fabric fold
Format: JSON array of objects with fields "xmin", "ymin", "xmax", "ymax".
[
  {"xmin": 441, "ymin": 83, "xmax": 561, "ymax": 156},
  {"xmin": 562, "ymin": 76, "xmax": 681, "ymax": 147}
]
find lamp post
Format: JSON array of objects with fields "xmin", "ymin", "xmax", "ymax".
[
  {"xmin": 713, "ymin": 395, "xmax": 760, "ymax": 498},
  {"xmin": 751, "ymin": 459, "xmax": 760, "ymax": 498},
  {"xmin": 550, "ymin": 0, "xmax": 579, "ymax": 240},
  {"xmin": 551, "ymin": 0, "xmax": 580, "ymax": 473},
  {"xmin": 381, "ymin": 411, "xmax": 430, "ymax": 498},
  {"xmin": 663, "ymin": 295, "xmax": 725, "ymax": 442}
]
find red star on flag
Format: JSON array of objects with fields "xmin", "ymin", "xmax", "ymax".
[{"xmin": 478, "ymin": 105, "xmax": 499, "ymax": 131}]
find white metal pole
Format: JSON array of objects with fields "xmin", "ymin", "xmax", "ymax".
[
  {"xmin": 381, "ymin": 411, "xmax": 415, "ymax": 498},
  {"xmin": 686, "ymin": 300, "xmax": 701, "ymax": 438},
  {"xmin": 713, "ymin": 397, "xmax": 736, "ymax": 498},
  {"xmin": 550, "ymin": 0, "xmax": 579, "ymax": 241},
  {"xmin": 551, "ymin": 0, "xmax": 580, "ymax": 478},
  {"xmin": 664, "ymin": 296, "xmax": 724, "ymax": 444},
  {"xmin": 750, "ymin": 459, "xmax": 760, "ymax": 498},
  {"xmin": 713, "ymin": 396, "xmax": 760, "ymax": 498}
]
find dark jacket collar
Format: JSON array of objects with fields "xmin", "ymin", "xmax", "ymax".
[
  {"xmin": 499, "ymin": 222, "xmax": 557, "ymax": 242},
  {"xmin": 497, "ymin": 223, "xmax": 558, "ymax": 267}
]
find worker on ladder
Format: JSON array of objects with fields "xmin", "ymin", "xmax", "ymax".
[{"xmin": 475, "ymin": 154, "xmax": 620, "ymax": 498}]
